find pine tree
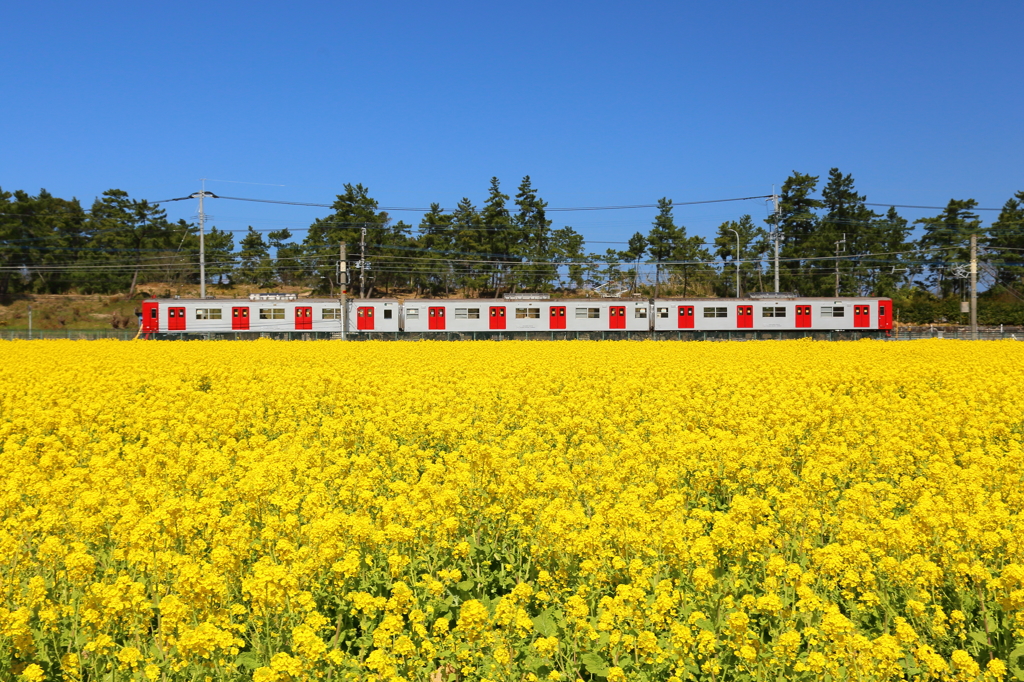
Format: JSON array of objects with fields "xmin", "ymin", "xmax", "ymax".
[
  {"xmin": 915, "ymin": 199, "xmax": 983, "ymax": 298},
  {"xmin": 714, "ymin": 215, "xmax": 765, "ymax": 296},
  {"xmin": 988, "ymin": 191, "xmax": 1024, "ymax": 289},
  {"xmin": 871, "ymin": 207, "xmax": 912, "ymax": 296},
  {"xmin": 481, "ymin": 177, "xmax": 513, "ymax": 296},
  {"xmin": 178, "ymin": 223, "xmax": 235, "ymax": 287},
  {"xmin": 767, "ymin": 172, "xmax": 822, "ymax": 293},
  {"xmin": 237, "ymin": 227, "xmax": 274, "ymax": 287},
  {"xmin": 451, "ymin": 198, "xmax": 484, "ymax": 294},
  {"xmin": 619, "ymin": 232, "xmax": 648, "ymax": 293},
  {"xmin": 551, "ymin": 226, "xmax": 585, "ymax": 290},
  {"xmin": 811, "ymin": 169, "xmax": 878, "ymax": 296},
  {"xmin": 88, "ymin": 189, "xmax": 174, "ymax": 297},
  {"xmin": 513, "ymin": 176, "xmax": 554, "ymax": 291},
  {"xmin": 647, "ymin": 198, "xmax": 679, "ymax": 297},
  {"xmin": 672, "ymin": 234, "xmax": 711, "ymax": 297},
  {"xmin": 303, "ymin": 184, "xmax": 391, "ymax": 296},
  {"xmin": 266, "ymin": 229, "xmax": 300, "ymax": 286},
  {"xmin": 416, "ymin": 204, "xmax": 454, "ymax": 295}
]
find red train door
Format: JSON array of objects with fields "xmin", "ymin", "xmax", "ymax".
[
  {"xmin": 142, "ymin": 302, "xmax": 159, "ymax": 332},
  {"xmin": 232, "ymin": 307, "xmax": 250, "ymax": 330},
  {"xmin": 295, "ymin": 306, "xmax": 312, "ymax": 330},
  {"xmin": 854, "ymin": 305, "xmax": 870, "ymax": 328},
  {"xmin": 168, "ymin": 307, "xmax": 186, "ymax": 331},
  {"xmin": 736, "ymin": 305, "xmax": 753, "ymax": 328},
  {"xmin": 489, "ymin": 306, "xmax": 506, "ymax": 330},
  {"xmin": 357, "ymin": 306, "xmax": 375, "ymax": 331},
  {"xmin": 678, "ymin": 305, "xmax": 694, "ymax": 329},
  {"xmin": 549, "ymin": 306, "xmax": 566, "ymax": 329},
  {"xmin": 878, "ymin": 300, "xmax": 892, "ymax": 330},
  {"xmin": 795, "ymin": 305, "xmax": 812, "ymax": 328},
  {"xmin": 609, "ymin": 306, "xmax": 626, "ymax": 329},
  {"xmin": 429, "ymin": 307, "xmax": 446, "ymax": 330}
]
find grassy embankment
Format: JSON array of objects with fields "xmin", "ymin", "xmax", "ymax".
[{"xmin": 0, "ymin": 283, "xmax": 315, "ymax": 331}]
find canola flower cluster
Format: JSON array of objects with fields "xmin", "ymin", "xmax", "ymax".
[{"xmin": 1, "ymin": 339, "xmax": 1023, "ymax": 682}]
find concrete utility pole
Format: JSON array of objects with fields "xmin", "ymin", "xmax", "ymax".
[
  {"xmin": 970, "ymin": 232, "xmax": 978, "ymax": 340},
  {"xmin": 340, "ymin": 242, "xmax": 347, "ymax": 341},
  {"xmin": 190, "ymin": 180, "xmax": 218, "ymax": 300},
  {"xmin": 359, "ymin": 227, "xmax": 367, "ymax": 299},
  {"xmin": 834, "ymin": 233, "xmax": 846, "ymax": 297},
  {"xmin": 771, "ymin": 190, "xmax": 781, "ymax": 293},
  {"xmin": 198, "ymin": 180, "xmax": 206, "ymax": 299},
  {"xmin": 728, "ymin": 228, "xmax": 741, "ymax": 298}
]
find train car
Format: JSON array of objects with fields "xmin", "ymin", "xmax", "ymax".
[
  {"xmin": 138, "ymin": 294, "xmax": 892, "ymax": 336},
  {"xmin": 139, "ymin": 295, "xmax": 347, "ymax": 334},
  {"xmin": 400, "ymin": 298, "xmax": 651, "ymax": 333},
  {"xmin": 651, "ymin": 297, "xmax": 893, "ymax": 332}
]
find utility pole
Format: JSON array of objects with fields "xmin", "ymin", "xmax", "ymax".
[
  {"xmin": 728, "ymin": 228, "xmax": 741, "ymax": 298},
  {"xmin": 359, "ymin": 227, "xmax": 366, "ymax": 299},
  {"xmin": 834, "ymin": 233, "xmax": 846, "ymax": 297},
  {"xmin": 771, "ymin": 189, "xmax": 781, "ymax": 293},
  {"xmin": 970, "ymin": 232, "xmax": 978, "ymax": 340},
  {"xmin": 27, "ymin": 304, "xmax": 32, "ymax": 340},
  {"xmin": 190, "ymin": 181, "xmax": 218, "ymax": 300},
  {"xmin": 340, "ymin": 242, "xmax": 347, "ymax": 341}
]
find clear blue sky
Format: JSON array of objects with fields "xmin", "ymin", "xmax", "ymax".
[{"xmin": 2, "ymin": 0, "xmax": 1021, "ymax": 247}]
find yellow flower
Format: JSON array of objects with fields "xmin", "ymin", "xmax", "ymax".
[{"xmin": 20, "ymin": 664, "xmax": 45, "ymax": 682}]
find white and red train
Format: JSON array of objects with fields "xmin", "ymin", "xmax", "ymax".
[{"xmin": 140, "ymin": 294, "xmax": 893, "ymax": 335}]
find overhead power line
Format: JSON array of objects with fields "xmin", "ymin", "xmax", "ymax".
[
  {"xmin": 198, "ymin": 194, "xmax": 774, "ymax": 213},
  {"xmin": 864, "ymin": 202, "xmax": 1004, "ymax": 212}
]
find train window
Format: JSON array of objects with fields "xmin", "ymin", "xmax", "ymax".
[
  {"xmin": 635, "ymin": 308, "xmax": 647, "ymax": 318},
  {"xmin": 259, "ymin": 308, "xmax": 286, "ymax": 320},
  {"xmin": 575, "ymin": 308, "xmax": 600, "ymax": 319},
  {"xmin": 703, "ymin": 307, "xmax": 727, "ymax": 318},
  {"xmin": 515, "ymin": 308, "xmax": 540, "ymax": 319},
  {"xmin": 657, "ymin": 307, "xmax": 669, "ymax": 318},
  {"xmin": 322, "ymin": 308, "xmax": 342, "ymax": 319},
  {"xmin": 820, "ymin": 306, "xmax": 845, "ymax": 318},
  {"xmin": 455, "ymin": 308, "xmax": 480, "ymax": 319},
  {"xmin": 879, "ymin": 306, "xmax": 886, "ymax": 316},
  {"xmin": 383, "ymin": 310, "xmax": 392, "ymax": 319},
  {"xmin": 761, "ymin": 307, "xmax": 787, "ymax": 318},
  {"xmin": 406, "ymin": 308, "xmax": 419, "ymax": 319},
  {"xmin": 150, "ymin": 308, "xmax": 158, "ymax": 318},
  {"xmin": 196, "ymin": 308, "xmax": 223, "ymax": 320}
]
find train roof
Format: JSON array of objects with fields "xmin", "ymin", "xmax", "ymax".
[
  {"xmin": 144, "ymin": 297, "xmax": 400, "ymax": 303},
  {"xmin": 653, "ymin": 296, "xmax": 891, "ymax": 302},
  {"xmin": 401, "ymin": 297, "xmax": 649, "ymax": 304}
]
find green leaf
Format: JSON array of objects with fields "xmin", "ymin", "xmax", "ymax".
[
  {"xmin": 969, "ymin": 630, "xmax": 989, "ymax": 647},
  {"xmin": 457, "ymin": 579, "xmax": 475, "ymax": 592},
  {"xmin": 582, "ymin": 652, "xmax": 609, "ymax": 677},
  {"xmin": 235, "ymin": 651, "xmax": 261, "ymax": 671},
  {"xmin": 533, "ymin": 608, "xmax": 557, "ymax": 637}
]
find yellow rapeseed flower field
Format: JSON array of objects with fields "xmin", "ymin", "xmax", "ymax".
[{"xmin": 1, "ymin": 339, "xmax": 1023, "ymax": 682}]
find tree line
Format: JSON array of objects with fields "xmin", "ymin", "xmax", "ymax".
[{"xmin": 2, "ymin": 172, "xmax": 1024, "ymax": 304}]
